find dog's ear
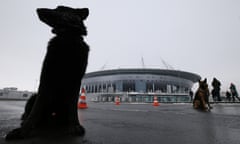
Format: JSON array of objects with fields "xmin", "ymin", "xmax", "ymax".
[
  {"xmin": 203, "ymin": 78, "xmax": 207, "ymax": 83},
  {"xmin": 75, "ymin": 8, "xmax": 89, "ymax": 20}
]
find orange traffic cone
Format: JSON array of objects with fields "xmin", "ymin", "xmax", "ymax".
[
  {"xmin": 152, "ymin": 96, "xmax": 160, "ymax": 106},
  {"xmin": 78, "ymin": 88, "xmax": 88, "ymax": 109},
  {"xmin": 115, "ymin": 96, "xmax": 120, "ymax": 105}
]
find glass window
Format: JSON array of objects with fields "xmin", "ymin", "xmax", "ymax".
[{"xmin": 123, "ymin": 80, "xmax": 135, "ymax": 92}]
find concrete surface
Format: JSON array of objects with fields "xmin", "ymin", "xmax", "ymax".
[{"xmin": 0, "ymin": 101, "xmax": 240, "ymax": 144}]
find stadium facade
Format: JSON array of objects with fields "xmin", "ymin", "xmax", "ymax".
[{"xmin": 81, "ymin": 68, "xmax": 201, "ymax": 103}]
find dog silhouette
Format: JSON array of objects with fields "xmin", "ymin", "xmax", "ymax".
[{"xmin": 6, "ymin": 6, "xmax": 89, "ymax": 140}]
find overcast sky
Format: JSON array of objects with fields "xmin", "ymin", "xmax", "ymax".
[{"xmin": 0, "ymin": 0, "xmax": 240, "ymax": 92}]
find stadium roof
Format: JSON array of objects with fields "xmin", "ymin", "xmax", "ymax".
[{"xmin": 84, "ymin": 68, "xmax": 201, "ymax": 82}]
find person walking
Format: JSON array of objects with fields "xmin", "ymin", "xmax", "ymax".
[
  {"xmin": 230, "ymin": 83, "xmax": 240, "ymax": 102},
  {"xmin": 225, "ymin": 91, "xmax": 231, "ymax": 102}
]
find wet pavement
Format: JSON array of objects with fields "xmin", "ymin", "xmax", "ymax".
[{"xmin": 0, "ymin": 101, "xmax": 240, "ymax": 144}]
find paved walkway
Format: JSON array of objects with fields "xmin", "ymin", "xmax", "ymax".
[{"xmin": 0, "ymin": 101, "xmax": 240, "ymax": 144}]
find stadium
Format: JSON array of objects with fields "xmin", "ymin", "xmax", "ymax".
[{"xmin": 81, "ymin": 68, "xmax": 201, "ymax": 103}]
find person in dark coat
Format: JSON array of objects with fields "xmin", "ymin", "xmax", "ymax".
[
  {"xmin": 230, "ymin": 83, "xmax": 240, "ymax": 102},
  {"xmin": 225, "ymin": 91, "xmax": 231, "ymax": 102},
  {"xmin": 189, "ymin": 90, "xmax": 194, "ymax": 102},
  {"xmin": 211, "ymin": 77, "xmax": 222, "ymax": 101}
]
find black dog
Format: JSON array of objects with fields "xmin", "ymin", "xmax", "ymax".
[
  {"xmin": 6, "ymin": 6, "xmax": 89, "ymax": 140},
  {"xmin": 21, "ymin": 93, "xmax": 37, "ymax": 122}
]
